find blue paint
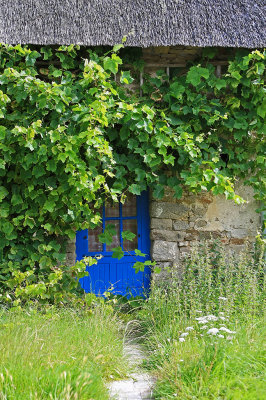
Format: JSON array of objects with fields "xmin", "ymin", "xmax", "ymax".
[{"xmin": 76, "ymin": 191, "xmax": 151, "ymax": 297}]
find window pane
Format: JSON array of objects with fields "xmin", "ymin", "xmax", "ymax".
[
  {"xmin": 106, "ymin": 221, "xmax": 120, "ymax": 251},
  {"xmin": 122, "ymin": 194, "xmax": 137, "ymax": 217},
  {"xmin": 105, "ymin": 202, "xmax": 119, "ymax": 217},
  {"xmin": 123, "ymin": 219, "xmax": 138, "ymax": 251},
  {"xmin": 88, "ymin": 225, "xmax": 103, "ymax": 252}
]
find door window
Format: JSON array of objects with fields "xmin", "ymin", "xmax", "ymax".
[{"xmin": 88, "ymin": 195, "xmax": 138, "ymax": 254}]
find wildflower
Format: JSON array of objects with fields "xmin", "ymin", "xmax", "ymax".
[
  {"xmin": 219, "ymin": 327, "xmax": 236, "ymax": 334},
  {"xmin": 180, "ymin": 359, "xmax": 184, "ymax": 362},
  {"xmin": 219, "ymin": 316, "xmax": 226, "ymax": 321},
  {"xmin": 200, "ymin": 325, "xmax": 208, "ymax": 329},
  {"xmin": 207, "ymin": 328, "xmax": 219, "ymax": 335},
  {"xmin": 206, "ymin": 315, "xmax": 218, "ymax": 321},
  {"xmin": 219, "ymin": 296, "xmax": 227, "ymax": 301},
  {"xmin": 185, "ymin": 327, "xmax": 194, "ymax": 331},
  {"xmin": 227, "ymin": 336, "xmax": 234, "ymax": 341},
  {"xmin": 218, "ymin": 334, "xmax": 224, "ymax": 338},
  {"xmin": 180, "ymin": 332, "xmax": 189, "ymax": 338},
  {"xmin": 179, "ymin": 337, "xmax": 185, "ymax": 342}
]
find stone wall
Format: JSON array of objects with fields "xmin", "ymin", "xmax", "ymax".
[{"xmin": 150, "ymin": 185, "xmax": 261, "ymax": 281}]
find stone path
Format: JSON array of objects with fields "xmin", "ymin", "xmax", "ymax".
[{"xmin": 108, "ymin": 322, "xmax": 155, "ymax": 400}]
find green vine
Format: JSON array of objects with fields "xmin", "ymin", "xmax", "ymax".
[{"xmin": 0, "ymin": 43, "xmax": 265, "ymax": 304}]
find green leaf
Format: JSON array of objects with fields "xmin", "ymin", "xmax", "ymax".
[
  {"xmin": 52, "ymin": 69, "xmax": 62, "ymax": 77},
  {"xmin": 170, "ymin": 82, "xmax": 185, "ymax": 98},
  {"xmin": 104, "ymin": 57, "xmax": 119, "ymax": 74},
  {"xmin": 186, "ymin": 66, "xmax": 210, "ymax": 86},
  {"xmin": 113, "ymin": 44, "xmax": 124, "ymax": 53},
  {"xmin": 129, "ymin": 184, "xmax": 142, "ymax": 195},
  {"xmin": 112, "ymin": 246, "xmax": 124, "ymax": 260},
  {"xmin": 215, "ymin": 79, "xmax": 227, "ymax": 90},
  {"xmin": 0, "ymin": 186, "xmax": 8, "ymax": 202},
  {"xmin": 122, "ymin": 231, "xmax": 136, "ymax": 241},
  {"xmin": 153, "ymin": 184, "xmax": 164, "ymax": 199},
  {"xmin": 135, "ymin": 249, "xmax": 146, "ymax": 257}
]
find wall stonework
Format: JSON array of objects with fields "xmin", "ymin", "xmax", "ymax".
[{"xmin": 150, "ymin": 185, "xmax": 261, "ymax": 281}]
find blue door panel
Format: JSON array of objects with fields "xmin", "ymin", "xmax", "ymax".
[{"xmin": 76, "ymin": 192, "xmax": 151, "ymax": 297}]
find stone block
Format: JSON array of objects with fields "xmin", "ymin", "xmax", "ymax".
[
  {"xmin": 195, "ymin": 220, "xmax": 208, "ymax": 228},
  {"xmin": 151, "ymin": 262, "xmax": 172, "ymax": 284},
  {"xmin": 150, "ymin": 202, "xmax": 189, "ymax": 219},
  {"xmin": 151, "ymin": 230, "xmax": 186, "ymax": 242},
  {"xmin": 150, "ymin": 218, "xmax": 172, "ymax": 230},
  {"xmin": 173, "ymin": 220, "xmax": 190, "ymax": 231},
  {"xmin": 152, "ymin": 240, "xmax": 178, "ymax": 261}
]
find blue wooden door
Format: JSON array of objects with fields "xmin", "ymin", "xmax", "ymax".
[{"xmin": 76, "ymin": 192, "xmax": 151, "ymax": 297}]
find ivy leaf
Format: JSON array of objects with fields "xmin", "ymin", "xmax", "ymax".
[
  {"xmin": 135, "ymin": 249, "xmax": 146, "ymax": 257},
  {"xmin": 0, "ymin": 186, "xmax": 8, "ymax": 202},
  {"xmin": 257, "ymin": 99, "xmax": 266, "ymax": 118},
  {"xmin": 112, "ymin": 246, "xmax": 124, "ymax": 260},
  {"xmin": 133, "ymin": 261, "xmax": 145, "ymax": 273},
  {"xmin": 129, "ymin": 184, "xmax": 142, "ymax": 195},
  {"xmin": 113, "ymin": 44, "xmax": 124, "ymax": 53},
  {"xmin": 187, "ymin": 66, "xmax": 210, "ymax": 86},
  {"xmin": 153, "ymin": 184, "xmax": 164, "ymax": 199},
  {"xmin": 103, "ymin": 54, "xmax": 122, "ymax": 74},
  {"xmin": 98, "ymin": 224, "xmax": 117, "ymax": 245},
  {"xmin": 170, "ymin": 82, "xmax": 185, "ymax": 98},
  {"xmin": 122, "ymin": 231, "xmax": 136, "ymax": 241},
  {"xmin": 215, "ymin": 79, "xmax": 227, "ymax": 90}
]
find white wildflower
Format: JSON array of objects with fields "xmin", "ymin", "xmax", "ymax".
[
  {"xmin": 218, "ymin": 334, "xmax": 224, "ymax": 338},
  {"xmin": 207, "ymin": 328, "xmax": 219, "ymax": 335},
  {"xmin": 206, "ymin": 315, "xmax": 218, "ymax": 321},
  {"xmin": 219, "ymin": 312, "xmax": 225, "ymax": 315},
  {"xmin": 185, "ymin": 327, "xmax": 194, "ymax": 331},
  {"xmin": 227, "ymin": 335, "xmax": 234, "ymax": 341},
  {"xmin": 180, "ymin": 332, "xmax": 189, "ymax": 338},
  {"xmin": 200, "ymin": 325, "xmax": 209, "ymax": 330},
  {"xmin": 219, "ymin": 327, "xmax": 236, "ymax": 334},
  {"xmin": 179, "ymin": 337, "xmax": 185, "ymax": 342},
  {"xmin": 180, "ymin": 359, "xmax": 184, "ymax": 362},
  {"xmin": 219, "ymin": 316, "xmax": 226, "ymax": 321},
  {"xmin": 195, "ymin": 310, "xmax": 202, "ymax": 313},
  {"xmin": 219, "ymin": 296, "xmax": 227, "ymax": 301}
]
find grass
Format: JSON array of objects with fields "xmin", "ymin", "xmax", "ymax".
[
  {"xmin": 0, "ymin": 306, "xmax": 128, "ymax": 399},
  {"xmin": 138, "ymin": 241, "xmax": 266, "ymax": 399}
]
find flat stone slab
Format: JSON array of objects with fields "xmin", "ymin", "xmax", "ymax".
[
  {"xmin": 108, "ymin": 334, "xmax": 155, "ymax": 399},
  {"xmin": 108, "ymin": 373, "xmax": 155, "ymax": 400}
]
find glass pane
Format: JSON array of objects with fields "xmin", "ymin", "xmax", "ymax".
[
  {"xmin": 88, "ymin": 225, "xmax": 103, "ymax": 252},
  {"xmin": 122, "ymin": 194, "xmax": 137, "ymax": 217},
  {"xmin": 106, "ymin": 221, "xmax": 120, "ymax": 251},
  {"xmin": 105, "ymin": 201, "xmax": 119, "ymax": 217},
  {"xmin": 123, "ymin": 219, "xmax": 138, "ymax": 251}
]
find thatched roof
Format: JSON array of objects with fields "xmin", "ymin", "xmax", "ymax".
[{"xmin": 1, "ymin": 1, "xmax": 265, "ymax": 48}]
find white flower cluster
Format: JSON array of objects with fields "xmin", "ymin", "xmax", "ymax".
[{"xmin": 178, "ymin": 312, "xmax": 236, "ymax": 343}]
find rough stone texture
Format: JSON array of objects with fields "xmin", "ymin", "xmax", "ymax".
[
  {"xmin": 152, "ymin": 240, "xmax": 178, "ymax": 262},
  {"xmin": 150, "ymin": 184, "xmax": 261, "ymax": 279},
  {"xmin": 65, "ymin": 238, "xmax": 76, "ymax": 266}
]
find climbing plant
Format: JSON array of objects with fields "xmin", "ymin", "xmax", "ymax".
[{"xmin": 0, "ymin": 43, "xmax": 265, "ymax": 304}]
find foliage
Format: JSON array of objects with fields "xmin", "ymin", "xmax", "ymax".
[
  {"xmin": 0, "ymin": 43, "xmax": 265, "ymax": 303},
  {"xmin": 137, "ymin": 241, "xmax": 265, "ymax": 399},
  {"xmin": 0, "ymin": 306, "xmax": 128, "ymax": 399}
]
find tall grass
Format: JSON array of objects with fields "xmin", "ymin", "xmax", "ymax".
[
  {"xmin": 0, "ymin": 306, "xmax": 128, "ymax": 399},
  {"xmin": 139, "ymin": 241, "xmax": 265, "ymax": 399}
]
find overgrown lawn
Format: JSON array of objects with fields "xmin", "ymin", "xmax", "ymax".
[{"xmin": 0, "ymin": 307, "xmax": 128, "ymax": 399}]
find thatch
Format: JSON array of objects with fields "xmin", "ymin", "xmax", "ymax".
[{"xmin": 0, "ymin": 1, "xmax": 265, "ymax": 48}]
